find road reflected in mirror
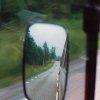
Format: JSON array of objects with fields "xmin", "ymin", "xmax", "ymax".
[{"xmin": 24, "ymin": 23, "xmax": 67, "ymax": 100}]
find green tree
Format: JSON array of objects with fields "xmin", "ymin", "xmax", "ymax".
[
  {"xmin": 50, "ymin": 47, "xmax": 56, "ymax": 60},
  {"xmin": 35, "ymin": 46, "xmax": 44, "ymax": 65},
  {"xmin": 43, "ymin": 42, "xmax": 49, "ymax": 65},
  {"xmin": 25, "ymin": 33, "xmax": 37, "ymax": 65}
]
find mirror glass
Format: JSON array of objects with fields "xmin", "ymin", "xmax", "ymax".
[{"xmin": 24, "ymin": 23, "xmax": 67, "ymax": 100}]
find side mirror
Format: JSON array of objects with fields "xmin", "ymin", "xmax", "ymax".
[{"xmin": 22, "ymin": 23, "xmax": 68, "ymax": 100}]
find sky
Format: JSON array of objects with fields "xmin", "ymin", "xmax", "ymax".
[{"xmin": 29, "ymin": 23, "xmax": 67, "ymax": 56}]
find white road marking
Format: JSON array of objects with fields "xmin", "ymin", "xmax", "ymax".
[
  {"xmin": 57, "ymin": 76, "xmax": 58, "ymax": 81},
  {"xmin": 80, "ymin": 56, "xmax": 88, "ymax": 61},
  {"xmin": 57, "ymin": 74, "xmax": 59, "ymax": 81},
  {"xmin": 21, "ymin": 98, "xmax": 28, "ymax": 100},
  {"xmin": 56, "ymin": 73, "xmax": 59, "ymax": 100},
  {"xmin": 35, "ymin": 76, "xmax": 37, "ymax": 79},
  {"xmin": 26, "ymin": 81, "xmax": 30, "ymax": 84},
  {"xmin": 57, "ymin": 82, "xmax": 58, "ymax": 87},
  {"xmin": 56, "ymin": 92, "xmax": 59, "ymax": 100},
  {"xmin": 31, "ymin": 79, "xmax": 34, "ymax": 80}
]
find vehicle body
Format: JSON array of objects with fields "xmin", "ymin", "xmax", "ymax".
[
  {"xmin": 23, "ymin": 22, "xmax": 68, "ymax": 100},
  {"xmin": 59, "ymin": 39, "xmax": 68, "ymax": 100}
]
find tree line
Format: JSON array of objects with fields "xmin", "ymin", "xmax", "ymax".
[
  {"xmin": 25, "ymin": 32, "xmax": 56, "ymax": 66},
  {"xmin": 0, "ymin": 0, "xmax": 84, "ymax": 22}
]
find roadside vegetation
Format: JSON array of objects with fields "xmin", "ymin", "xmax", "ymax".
[
  {"xmin": 0, "ymin": 20, "xmax": 25, "ymax": 88},
  {"xmin": 26, "ymin": 63, "xmax": 54, "ymax": 79},
  {"xmin": 25, "ymin": 32, "xmax": 56, "ymax": 80}
]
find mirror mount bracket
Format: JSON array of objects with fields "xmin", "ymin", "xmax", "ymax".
[{"xmin": 83, "ymin": 2, "xmax": 100, "ymax": 100}]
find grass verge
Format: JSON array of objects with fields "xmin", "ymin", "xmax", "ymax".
[
  {"xmin": 26, "ymin": 63, "xmax": 54, "ymax": 79},
  {"xmin": 0, "ymin": 20, "xmax": 26, "ymax": 88}
]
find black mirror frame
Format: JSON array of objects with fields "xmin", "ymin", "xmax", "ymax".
[
  {"xmin": 22, "ymin": 22, "xmax": 69, "ymax": 100},
  {"xmin": 22, "ymin": 24, "xmax": 31, "ymax": 100}
]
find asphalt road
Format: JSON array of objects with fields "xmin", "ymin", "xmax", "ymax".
[
  {"xmin": 64, "ymin": 51, "xmax": 100, "ymax": 100},
  {"xmin": 26, "ymin": 61, "xmax": 59, "ymax": 100},
  {"xmin": 64, "ymin": 58, "xmax": 86, "ymax": 100},
  {"xmin": 0, "ymin": 62, "xmax": 59, "ymax": 100},
  {"xmin": 0, "ymin": 81, "xmax": 25, "ymax": 100},
  {"xmin": 0, "ymin": 52, "xmax": 100, "ymax": 100}
]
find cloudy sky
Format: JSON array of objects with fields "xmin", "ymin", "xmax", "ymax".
[{"xmin": 29, "ymin": 23, "xmax": 67, "ymax": 56}]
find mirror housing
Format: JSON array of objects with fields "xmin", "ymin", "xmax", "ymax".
[{"xmin": 22, "ymin": 22, "xmax": 68, "ymax": 100}]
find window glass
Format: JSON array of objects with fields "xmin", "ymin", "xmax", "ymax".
[{"xmin": 0, "ymin": 0, "xmax": 87, "ymax": 100}]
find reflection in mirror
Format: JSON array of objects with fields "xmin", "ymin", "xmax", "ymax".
[{"xmin": 24, "ymin": 23, "xmax": 67, "ymax": 100}]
